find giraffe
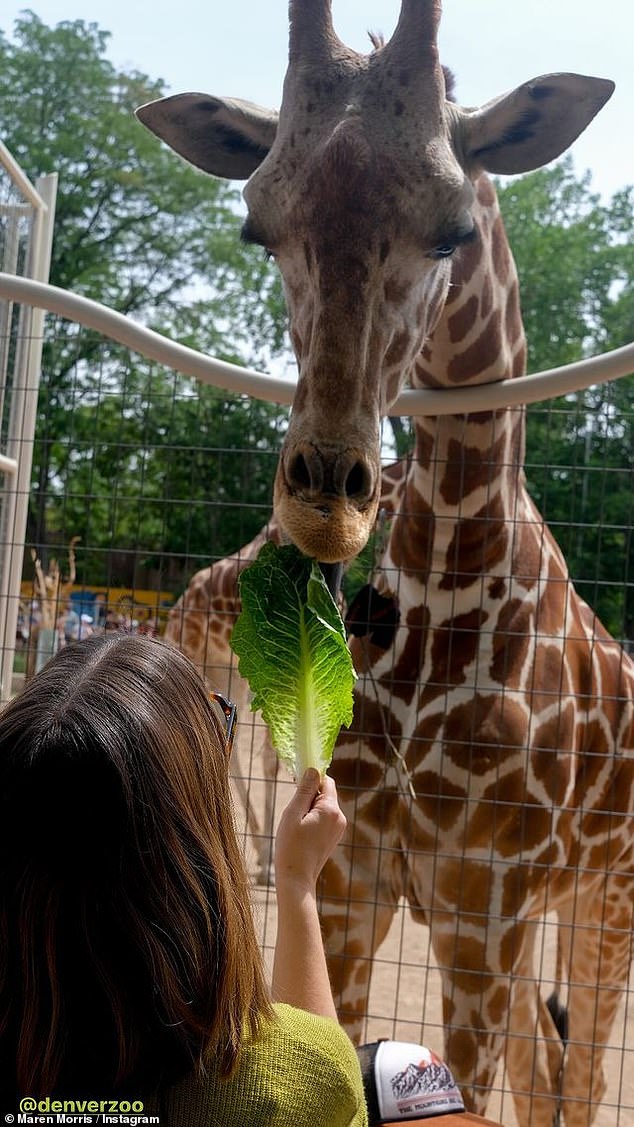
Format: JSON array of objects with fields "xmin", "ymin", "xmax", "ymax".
[{"xmin": 136, "ymin": 3, "xmax": 633, "ymax": 1122}]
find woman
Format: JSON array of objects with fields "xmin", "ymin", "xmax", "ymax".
[{"xmin": 0, "ymin": 632, "xmax": 367, "ymax": 1126}]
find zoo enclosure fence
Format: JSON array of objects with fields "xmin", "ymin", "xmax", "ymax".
[{"xmin": 1, "ymin": 146, "xmax": 634, "ymax": 1126}]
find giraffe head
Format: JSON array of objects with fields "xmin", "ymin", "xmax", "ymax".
[{"xmin": 137, "ymin": 0, "xmax": 613, "ymax": 563}]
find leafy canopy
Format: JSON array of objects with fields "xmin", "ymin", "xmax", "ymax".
[{"xmin": 0, "ymin": 11, "xmax": 288, "ymax": 583}]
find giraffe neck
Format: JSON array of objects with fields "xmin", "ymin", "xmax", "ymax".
[{"xmin": 389, "ymin": 176, "xmax": 530, "ymax": 583}]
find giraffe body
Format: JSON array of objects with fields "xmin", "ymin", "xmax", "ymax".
[{"xmin": 137, "ymin": 4, "xmax": 632, "ymax": 1121}]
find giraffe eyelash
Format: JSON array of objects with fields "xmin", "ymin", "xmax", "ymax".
[{"xmin": 241, "ymin": 218, "xmax": 275, "ymax": 260}]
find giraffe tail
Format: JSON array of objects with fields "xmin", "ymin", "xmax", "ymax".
[
  {"xmin": 545, "ymin": 935, "xmax": 568, "ymax": 1045},
  {"xmin": 546, "ymin": 991, "xmax": 569, "ymax": 1045}
]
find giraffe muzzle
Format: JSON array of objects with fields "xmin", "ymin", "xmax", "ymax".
[{"xmin": 274, "ymin": 442, "xmax": 379, "ymax": 563}]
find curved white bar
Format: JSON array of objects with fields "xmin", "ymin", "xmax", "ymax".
[
  {"xmin": 0, "ymin": 273, "xmax": 296, "ymax": 405},
  {"xmin": 0, "ymin": 453, "xmax": 18, "ymax": 476},
  {"xmin": 0, "ymin": 273, "xmax": 632, "ymax": 416}
]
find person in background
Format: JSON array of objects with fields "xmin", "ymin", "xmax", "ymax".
[
  {"xmin": 0, "ymin": 633, "xmax": 367, "ymax": 1126},
  {"xmin": 63, "ymin": 601, "xmax": 80, "ymax": 644},
  {"xmin": 78, "ymin": 612, "xmax": 94, "ymax": 639}
]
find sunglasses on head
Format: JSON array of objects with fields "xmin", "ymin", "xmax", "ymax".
[{"xmin": 209, "ymin": 690, "xmax": 238, "ymax": 757}]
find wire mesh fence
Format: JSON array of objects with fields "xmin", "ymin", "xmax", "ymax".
[{"xmin": 1, "ymin": 310, "xmax": 631, "ymax": 1123}]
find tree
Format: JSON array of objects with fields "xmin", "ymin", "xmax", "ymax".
[
  {"xmin": 0, "ymin": 11, "xmax": 287, "ymax": 583},
  {"xmin": 48, "ymin": 361, "xmax": 285, "ymax": 588},
  {"xmin": 497, "ymin": 160, "xmax": 631, "ymax": 371}
]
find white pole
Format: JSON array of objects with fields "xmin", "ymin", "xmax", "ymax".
[{"xmin": 0, "ymin": 173, "xmax": 58, "ymax": 701}]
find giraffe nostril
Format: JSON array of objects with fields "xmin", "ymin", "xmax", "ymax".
[
  {"xmin": 285, "ymin": 445, "xmax": 374, "ymax": 502},
  {"xmin": 289, "ymin": 452, "xmax": 311, "ymax": 490},
  {"xmin": 286, "ymin": 448, "xmax": 324, "ymax": 493},
  {"xmin": 344, "ymin": 461, "xmax": 369, "ymax": 499}
]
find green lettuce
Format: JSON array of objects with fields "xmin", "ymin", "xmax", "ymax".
[{"xmin": 230, "ymin": 542, "xmax": 356, "ymax": 778}]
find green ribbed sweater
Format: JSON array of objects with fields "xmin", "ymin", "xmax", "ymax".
[{"xmin": 145, "ymin": 1004, "xmax": 368, "ymax": 1126}]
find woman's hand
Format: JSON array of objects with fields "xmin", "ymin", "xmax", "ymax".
[{"xmin": 275, "ymin": 769, "xmax": 347, "ymax": 894}]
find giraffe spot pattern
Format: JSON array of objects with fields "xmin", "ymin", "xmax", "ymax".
[
  {"xmin": 531, "ymin": 705, "xmax": 576, "ymax": 805},
  {"xmin": 425, "ymin": 608, "xmax": 490, "ymax": 702},
  {"xmin": 410, "ymin": 768, "xmax": 468, "ymax": 830},
  {"xmin": 340, "ymin": 694, "xmax": 404, "ymax": 762},
  {"xmin": 440, "ymin": 495, "xmax": 509, "ymax": 590},
  {"xmin": 379, "ymin": 604, "xmax": 431, "ymax": 701},
  {"xmin": 492, "ymin": 215, "xmax": 512, "ymax": 286},
  {"xmin": 528, "ymin": 644, "xmax": 570, "ymax": 712},
  {"xmin": 384, "ymin": 327, "xmax": 413, "ymax": 367},
  {"xmin": 490, "ymin": 598, "xmax": 533, "ymax": 686},
  {"xmin": 479, "ymin": 272, "xmax": 494, "ymax": 320},
  {"xmin": 447, "ymin": 309, "xmax": 503, "ymax": 384},
  {"xmin": 448, "ymin": 293, "xmax": 479, "ymax": 343},
  {"xmin": 442, "ymin": 694, "xmax": 529, "ymax": 772},
  {"xmin": 362, "ymin": 788, "xmax": 402, "ymax": 832},
  {"xmin": 445, "ymin": 1028, "xmax": 478, "ymax": 1080},
  {"xmin": 439, "ymin": 435, "xmax": 507, "ymax": 506},
  {"xmin": 390, "ymin": 497, "xmax": 434, "ymax": 577}
]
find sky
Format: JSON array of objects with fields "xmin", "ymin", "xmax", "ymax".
[{"xmin": 2, "ymin": 0, "xmax": 633, "ymax": 200}]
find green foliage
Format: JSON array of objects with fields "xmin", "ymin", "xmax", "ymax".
[
  {"xmin": 36, "ymin": 347, "xmax": 284, "ymax": 587},
  {"xmin": 497, "ymin": 159, "xmax": 632, "ymax": 372},
  {"xmin": 0, "ymin": 10, "xmax": 287, "ymax": 585}
]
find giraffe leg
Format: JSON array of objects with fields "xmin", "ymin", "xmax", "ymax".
[
  {"xmin": 505, "ymin": 922, "xmax": 566, "ymax": 1127},
  {"xmin": 230, "ymin": 713, "xmax": 279, "ymax": 885},
  {"xmin": 248, "ymin": 728, "xmax": 279, "ymax": 886},
  {"xmin": 556, "ymin": 870, "xmax": 634, "ymax": 1127},
  {"xmin": 429, "ymin": 914, "xmax": 526, "ymax": 1118},
  {"xmin": 214, "ymin": 662, "xmax": 278, "ymax": 884},
  {"xmin": 320, "ymin": 822, "xmax": 404, "ymax": 1044}
]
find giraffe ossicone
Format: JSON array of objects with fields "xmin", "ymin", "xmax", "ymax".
[{"xmin": 136, "ymin": 0, "xmax": 613, "ymax": 563}]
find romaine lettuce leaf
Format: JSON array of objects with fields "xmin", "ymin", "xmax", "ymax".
[{"xmin": 230, "ymin": 542, "xmax": 356, "ymax": 778}]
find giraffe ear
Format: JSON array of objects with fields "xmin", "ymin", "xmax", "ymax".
[
  {"xmin": 458, "ymin": 73, "xmax": 614, "ymax": 176},
  {"xmin": 136, "ymin": 93, "xmax": 278, "ymax": 180}
]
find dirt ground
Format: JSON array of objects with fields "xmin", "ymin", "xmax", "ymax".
[{"xmin": 233, "ymin": 760, "xmax": 634, "ymax": 1127}]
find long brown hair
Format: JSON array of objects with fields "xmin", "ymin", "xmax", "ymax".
[{"xmin": 0, "ymin": 633, "xmax": 272, "ymax": 1097}]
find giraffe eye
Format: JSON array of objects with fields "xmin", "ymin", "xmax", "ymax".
[{"xmin": 428, "ymin": 243, "xmax": 456, "ymax": 261}]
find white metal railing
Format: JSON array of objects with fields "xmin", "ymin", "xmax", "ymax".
[
  {"xmin": 0, "ymin": 273, "xmax": 632, "ymax": 416},
  {"xmin": 0, "ymin": 141, "xmax": 57, "ymax": 702}
]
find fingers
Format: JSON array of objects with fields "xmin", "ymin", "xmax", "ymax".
[
  {"xmin": 275, "ymin": 769, "xmax": 346, "ymax": 890},
  {"xmin": 292, "ymin": 767, "xmax": 322, "ymax": 816},
  {"xmin": 294, "ymin": 770, "xmax": 344, "ymax": 827}
]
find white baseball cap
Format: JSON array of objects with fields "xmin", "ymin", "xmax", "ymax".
[{"xmin": 357, "ymin": 1041, "xmax": 500, "ymax": 1126}]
